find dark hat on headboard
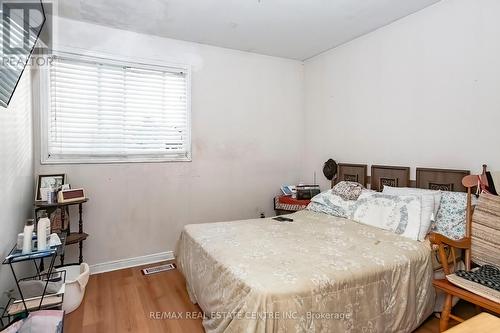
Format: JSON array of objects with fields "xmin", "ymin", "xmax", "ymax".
[{"xmin": 323, "ymin": 159, "xmax": 338, "ymax": 181}]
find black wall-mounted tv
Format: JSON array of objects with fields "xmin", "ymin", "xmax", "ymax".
[{"xmin": 0, "ymin": 0, "xmax": 46, "ymax": 108}]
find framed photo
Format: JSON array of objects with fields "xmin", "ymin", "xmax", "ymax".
[{"xmin": 36, "ymin": 174, "xmax": 66, "ymax": 201}]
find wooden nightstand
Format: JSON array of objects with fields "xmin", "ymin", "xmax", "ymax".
[
  {"xmin": 274, "ymin": 195, "xmax": 310, "ymax": 215},
  {"xmin": 35, "ymin": 198, "xmax": 89, "ymax": 266}
]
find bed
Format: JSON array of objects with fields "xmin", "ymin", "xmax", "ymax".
[{"xmin": 177, "ymin": 165, "xmax": 470, "ymax": 333}]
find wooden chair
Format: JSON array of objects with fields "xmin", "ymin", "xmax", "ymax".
[{"xmin": 429, "ymin": 166, "xmax": 500, "ymax": 332}]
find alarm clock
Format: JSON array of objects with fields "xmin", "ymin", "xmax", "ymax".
[{"xmin": 57, "ymin": 188, "xmax": 86, "ymax": 203}]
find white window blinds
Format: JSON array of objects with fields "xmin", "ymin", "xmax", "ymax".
[
  {"xmin": 45, "ymin": 54, "xmax": 190, "ymax": 163},
  {"xmin": 0, "ymin": 3, "xmax": 41, "ymax": 108}
]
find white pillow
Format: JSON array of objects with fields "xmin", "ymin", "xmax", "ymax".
[
  {"xmin": 307, "ymin": 189, "xmax": 357, "ymax": 218},
  {"xmin": 382, "ymin": 186, "xmax": 442, "ymax": 214},
  {"xmin": 382, "ymin": 186, "xmax": 442, "ymax": 241},
  {"xmin": 350, "ymin": 193, "xmax": 422, "ymax": 241}
]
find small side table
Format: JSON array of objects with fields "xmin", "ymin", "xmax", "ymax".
[
  {"xmin": 274, "ymin": 195, "xmax": 310, "ymax": 215},
  {"xmin": 444, "ymin": 312, "xmax": 500, "ymax": 332},
  {"xmin": 35, "ymin": 199, "xmax": 89, "ymax": 266},
  {"xmin": 1, "ymin": 235, "xmax": 66, "ymax": 327}
]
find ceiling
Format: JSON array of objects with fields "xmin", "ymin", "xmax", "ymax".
[{"xmin": 57, "ymin": 0, "xmax": 441, "ymax": 61}]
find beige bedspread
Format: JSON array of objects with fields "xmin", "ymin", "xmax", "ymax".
[{"xmin": 177, "ymin": 210, "xmax": 435, "ymax": 333}]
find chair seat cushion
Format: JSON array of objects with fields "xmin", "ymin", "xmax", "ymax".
[{"xmin": 456, "ymin": 265, "xmax": 500, "ymax": 292}]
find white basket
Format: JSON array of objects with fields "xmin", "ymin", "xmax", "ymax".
[{"xmin": 56, "ymin": 263, "xmax": 90, "ymax": 314}]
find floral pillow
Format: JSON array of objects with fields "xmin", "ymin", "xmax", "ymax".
[
  {"xmin": 308, "ymin": 191, "xmax": 422, "ymax": 240},
  {"xmin": 349, "ymin": 193, "xmax": 422, "ymax": 241},
  {"xmin": 331, "ymin": 181, "xmax": 364, "ymax": 201},
  {"xmin": 432, "ymin": 191, "xmax": 477, "ymax": 240},
  {"xmin": 307, "ymin": 189, "xmax": 354, "ymax": 218},
  {"xmin": 382, "ymin": 186, "xmax": 442, "ymax": 241}
]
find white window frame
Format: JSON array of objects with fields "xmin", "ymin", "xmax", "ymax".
[{"xmin": 40, "ymin": 50, "xmax": 192, "ymax": 164}]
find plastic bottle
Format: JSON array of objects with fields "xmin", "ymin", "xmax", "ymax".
[
  {"xmin": 47, "ymin": 184, "xmax": 56, "ymax": 204},
  {"xmin": 22, "ymin": 219, "xmax": 35, "ymax": 254},
  {"xmin": 37, "ymin": 212, "xmax": 51, "ymax": 251}
]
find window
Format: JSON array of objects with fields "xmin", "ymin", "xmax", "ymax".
[
  {"xmin": 0, "ymin": 0, "xmax": 44, "ymax": 108},
  {"xmin": 42, "ymin": 53, "xmax": 191, "ymax": 163}
]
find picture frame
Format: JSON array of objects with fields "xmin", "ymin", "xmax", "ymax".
[{"xmin": 35, "ymin": 174, "xmax": 66, "ymax": 201}]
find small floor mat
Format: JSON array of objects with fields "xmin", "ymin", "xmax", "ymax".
[{"xmin": 142, "ymin": 263, "xmax": 176, "ymax": 275}]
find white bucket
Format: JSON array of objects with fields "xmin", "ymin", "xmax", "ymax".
[{"xmin": 56, "ymin": 263, "xmax": 90, "ymax": 314}]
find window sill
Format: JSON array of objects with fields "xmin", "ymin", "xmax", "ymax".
[{"xmin": 41, "ymin": 156, "xmax": 192, "ymax": 165}]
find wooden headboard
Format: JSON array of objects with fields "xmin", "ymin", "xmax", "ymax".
[
  {"xmin": 333, "ymin": 163, "xmax": 368, "ymax": 187},
  {"xmin": 371, "ymin": 165, "xmax": 410, "ymax": 191},
  {"xmin": 333, "ymin": 163, "xmax": 470, "ymax": 193},
  {"xmin": 416, "ymin": 168, "xmax": 470, "ymax": 192}
]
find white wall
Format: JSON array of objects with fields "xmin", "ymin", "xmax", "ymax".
[
  {"xmin": 0, "ymin": 71, "xmax": 34, "ymax": 305},
  {"xmin": 303, "ymin": 0, "xmax": 500, "ymax": 190},
  {"xmin": 32, "ymin": 0, "xmax": 500, "ymax": 269},
  {"xmin": 34, "ymin": 18, "xmax": 304, "ymax": 267}
]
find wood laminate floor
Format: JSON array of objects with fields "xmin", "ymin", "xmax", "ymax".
[{"xmin": 66, "ymin": 261, "xmax": 476, "ymax": 333}]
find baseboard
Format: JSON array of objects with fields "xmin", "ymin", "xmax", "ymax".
[{"xmin": 89, "ymin": 251, "xmax": 175, "ymax": 275}]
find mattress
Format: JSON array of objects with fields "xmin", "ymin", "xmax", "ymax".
[{"xmin": 176, "ymin": 210, "xmax": 435, "ymax": 333}]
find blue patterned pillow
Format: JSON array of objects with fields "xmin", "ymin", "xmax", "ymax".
[{"xmin": 432, "ymin": 191, "xmax": 477, "ymax": 240}]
